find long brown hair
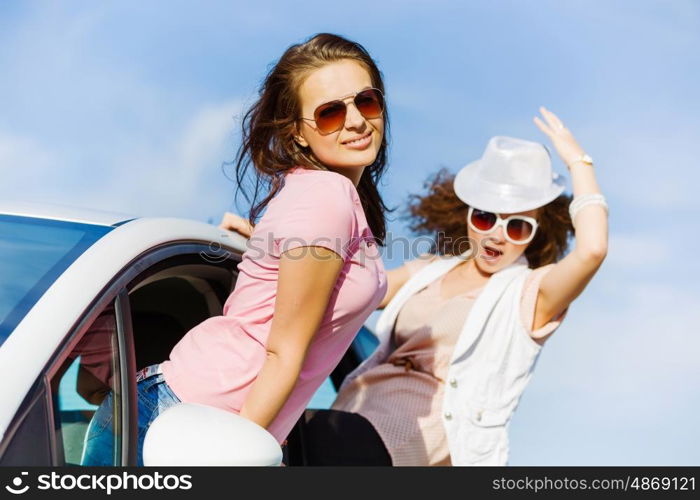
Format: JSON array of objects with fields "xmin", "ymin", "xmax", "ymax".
[
  {"xmin": 405, "ymin": 168, "xmax": 574, "ymax": 268},
  {"xmin": 233, "ymin": 33, "xmax": 391, "ymax": 243}
]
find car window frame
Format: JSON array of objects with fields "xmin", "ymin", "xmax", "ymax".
[
  {"xmin": 40, "ymin": 241, "xmax": 241, "ymax": 466},
  {"xmin": 43, "ymin": 293, "xmax": 130, "ymax": 465}
]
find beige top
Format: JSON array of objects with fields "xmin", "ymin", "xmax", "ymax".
[{"xmin": 332, "ymin": 257, "xmax": 564, "ymax": 466}]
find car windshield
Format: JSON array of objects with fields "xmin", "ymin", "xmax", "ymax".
[{"xmin": 0, "ymin": 215, "xmax": 113, "ymax": 348}]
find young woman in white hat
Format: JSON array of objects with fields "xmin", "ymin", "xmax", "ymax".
[{"xmin": 223, "ymin": 108, "xmax": 608, "ymax": 465}]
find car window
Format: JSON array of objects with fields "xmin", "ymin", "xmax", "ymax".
[
  {"xmin": 0, "ymin": 215, "xmax": 112, "ymax": 348},
  {"xmin": 308, "ymin": 377, "xmax": 337, "ymax": 409},
  {"xmin": 50, "ymin": 303, "xmax": 122, "ymax": 466},
  {"xmin": 352, "ymin": 325, "xmax": 380, "ymax": 360},
  {"xmin": 0, "ymin": 385, "xmax": 53, "ymax": 466}
]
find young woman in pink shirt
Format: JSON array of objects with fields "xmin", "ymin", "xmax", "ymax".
[{"xmin": 82, "ymin": 33, "xmax": 390, "ymax": 466}]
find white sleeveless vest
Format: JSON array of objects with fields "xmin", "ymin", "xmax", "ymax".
[{"xmin": 339, "ymin": 250, "xmax": 544, "ymax": 465}]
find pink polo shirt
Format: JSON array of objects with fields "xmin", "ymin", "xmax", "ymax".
[{"xmin": 160, "ymin": 166, "xmax": 387, "ymax": 442}]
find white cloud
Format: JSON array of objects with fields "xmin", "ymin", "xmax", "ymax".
[
  {"xmin": 0, "ymin": 99, "xmax": 243, "ymax": 223},
  {"xmin": 571, "ymin": 112, "xmax": 700, "ymax": 212},
  {"xmin": 0, "ymin": 132, "xmax": 73, "ymax": 204},
  {"xmin": 509, "ymin": 271, "xmax": 700, "ymax": 464},
  {"xmin": 178, "ymin": 102, "xmax": 242, "ymax": 185},
  {"xmin": 0, "ymin": 133, "xmax": 54, "ymax": 175},
  {"xmin": 86, "ymin": 99, "xmax": 245, "ymax": 220},
  {"xmin": 606, "ymin": 233, "xmax": 670, "ymax": 270}
]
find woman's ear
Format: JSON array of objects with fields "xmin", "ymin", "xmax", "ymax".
[{"xmin": 294, "ymin": 124, "xmax": 309, "ymax": 148}]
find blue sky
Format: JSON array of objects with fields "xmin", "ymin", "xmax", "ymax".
[{"xmin": 1, "ymin": 1, "xmax": 698, "ymax": 465}]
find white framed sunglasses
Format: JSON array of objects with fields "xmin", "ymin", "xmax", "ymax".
[{"xmin": 467, "ymin": 207, "xmax": 538, "ymax": 245}]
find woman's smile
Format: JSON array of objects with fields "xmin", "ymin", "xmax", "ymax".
[{"xmin": 342, "ymin": 131, "xmax": 373, "ymax": 150}]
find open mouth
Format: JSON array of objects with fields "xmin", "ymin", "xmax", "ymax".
[{"xmin": 482, "ymin": 244, "xmax": 504, "ymax": 259}]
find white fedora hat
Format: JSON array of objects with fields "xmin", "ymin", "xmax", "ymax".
[{"xmin": 454, "ymin": 136, "xmax": 566, "ymax": 213}]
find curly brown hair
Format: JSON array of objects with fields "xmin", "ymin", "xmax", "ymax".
[
  {"xmin": 233, "ymin": 33, "xmax": 391, "ymax": 243},
  {"xmin": 405, "ymin": 168, "xmax": 574, "ymax": 268}
]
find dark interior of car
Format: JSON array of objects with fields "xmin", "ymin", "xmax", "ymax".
[{"xmin": 130, "ymin": 277, "xmax": 212, "ymax": 371}]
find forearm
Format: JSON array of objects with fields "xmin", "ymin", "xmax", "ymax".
[
  {"xmin": 568, "ymin": 162, "xmax": 608, "ymax": 259},
  {"xmin": 77, "ymin": 365, "xmax": 111, "ymax": 405},
  {"xmin": 568, "ymin": 161, "xmax": 601, "ymax": 197},
  {"xmin": 237, "ymin": 246, "xmax": 343, "ymax": 430},
  {"xmin": 238, "ymin": 351, "xmax": 303, "ymax": 430}
]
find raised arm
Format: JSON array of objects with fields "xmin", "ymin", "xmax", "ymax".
[
  {"xmin": 531, "ymin": 107, "xmax": 609, "ymax": 333},
  {"xmin": 238, "ymin": 245, "xmax": 344, "ymax": 428}
]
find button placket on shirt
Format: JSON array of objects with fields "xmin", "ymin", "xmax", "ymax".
[{"xmin": 444, "ymin": 370, "xmax": 457, "ymax": 422}]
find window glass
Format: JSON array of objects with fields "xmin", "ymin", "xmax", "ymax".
[
  {"xmin": 50, "ymin": 304, "xmax": 121, "ymax": 466},
  {"xmin": 0, "ymin": 214, "xmax": 112, "ymax": 347},
  {"xmin": 0, "ymin": 387, "xmax": 52, "ymax": 466},
  {"xmin": 308, "ymin": 377, "xmax": 337, "ymax": 409}
]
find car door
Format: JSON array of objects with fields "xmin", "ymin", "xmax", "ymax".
[
  {"xmin": 0, "ymin": 241, "xmax": 241, "ymax": 466},
  {"xmin": 0, "ymin": 292, "xmax": 132, "ymax": 466},
  {"xmin": 49, "ymin": 292, "xmax": 135, "ymax": 466}
]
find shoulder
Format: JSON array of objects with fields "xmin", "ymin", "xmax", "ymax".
[
  {"xmin": 516, "ymin": 263, "xmax": 555, "ymax": 304},
  {"xmin": 404, "ymin": 252, "xmax": 444, "ymax": 277},
  {"xmin": 524, "ymin": 263, "xmax": 556, "ymax": 288},
  {"xmin": 262, "ymin": 169, "xmax": 360, "ymax": 258},
  {"xmin": 519, "ymin": 263, "xmax": 567, "ymax": 342},
  {"xmin": 266, "ymin": 169, "xmax": 355, "ymax": 215},
  {"xmin": 273, "ymin": 168, "xmax": 357, "ymax": 212},
  {"xmin": 268, "ymin": 170, "xmax": 361, "ymax": 219}
]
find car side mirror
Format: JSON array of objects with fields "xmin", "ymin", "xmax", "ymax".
[{"xmin": 143, "ymin": 403, "xmax": 283, "ymax": 466}]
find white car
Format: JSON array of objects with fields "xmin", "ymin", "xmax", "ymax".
[{"xmin": 0, "ymin": 202, "xmax": 377, "ymax": 466}]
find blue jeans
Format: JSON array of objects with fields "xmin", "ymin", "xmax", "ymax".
[{"xmin": 80, "ymin": 364, "xmax": 181, "ymax": 466}]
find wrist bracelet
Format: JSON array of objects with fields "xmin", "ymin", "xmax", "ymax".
[
  {"xmin": 568, "ymin": 153, "xmax": 594, "ymax": 168},
  {"xmin": 569, "ymin": 194, "xmax": 608, "ymax": 228},
  {"xmin": 570, "ymin": 193, "xmax": 605, "ymax": 209}
]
